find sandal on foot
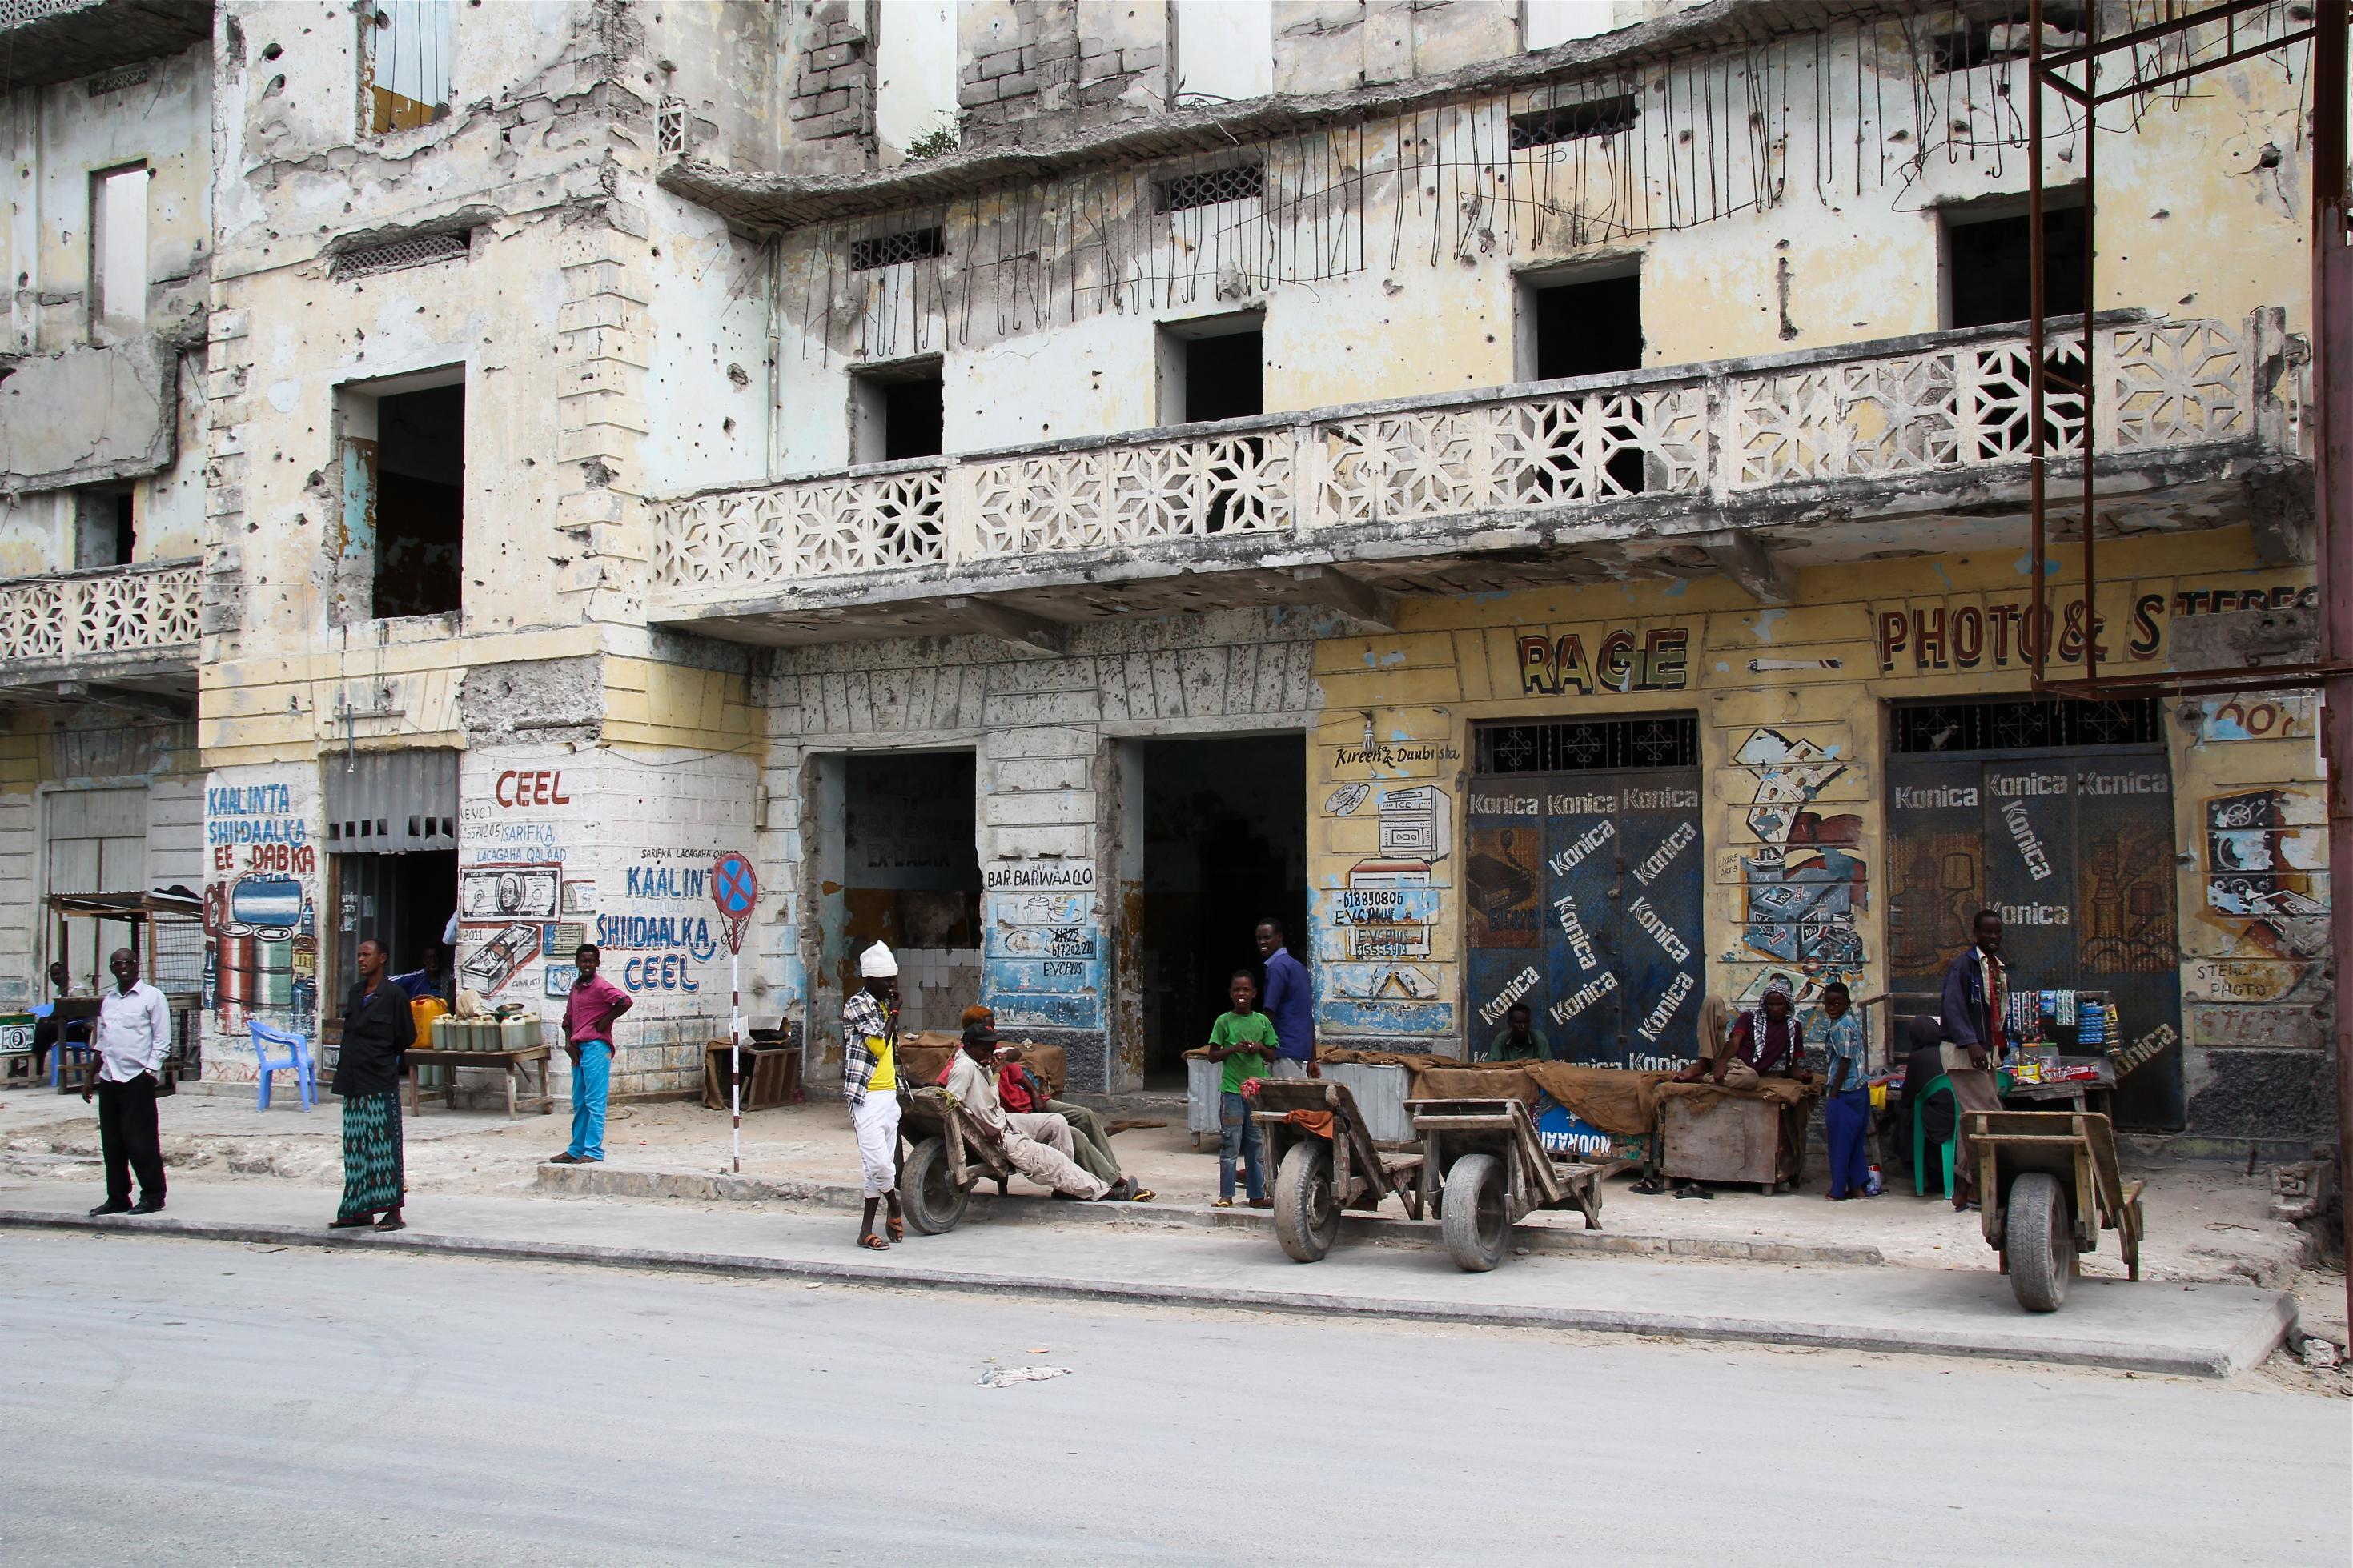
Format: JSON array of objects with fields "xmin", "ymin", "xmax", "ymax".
[
  {"xmin": 329, "ymin": 1215, "xmax": 375, "ymax": 1229},
  {"xmin": 1128, "ymin": 1187, "xmax": 1155, "ymax": 1203},
  {"xmin": 857, "ymin": 1233, "xmax": 889, "ymax": 1251},
  {"xmin": 886, "ymin": 1217, "xmax": 905, "ymax": 1242},
  {"xmin": 374, "ymin": 1213, "xmax": 406, "ymax": 1232},
  {"xmin": 1211, "ymin": 1197, "xmax": 1235, "ymax": 1209}
]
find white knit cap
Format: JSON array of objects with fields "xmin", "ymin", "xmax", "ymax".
[{"xmin": 858, "ymin": 940, "xmax": 898, "ymax": 978}]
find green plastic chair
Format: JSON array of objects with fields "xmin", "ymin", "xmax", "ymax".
[
  {"xmin": 1913, "ymin": 1074, "xmax": 1957, "ymax": 1198},
  {"xmin": 1912, "ymin": 1066, "xmax": 2019, "ymax": 1197}
]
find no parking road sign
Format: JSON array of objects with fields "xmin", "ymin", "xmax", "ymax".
[{"xmin": 712, "ymin": 852, "xmax": 758, "ymax": 953}]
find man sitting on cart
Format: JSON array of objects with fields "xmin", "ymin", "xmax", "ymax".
[
  {"xmin": 1672, "ymin": 982, "xmax": 1810, "ymax": 1089},
  {"xmin": 944, "ymin": 1025, "xmax": 1141, "ymax": 1203}
]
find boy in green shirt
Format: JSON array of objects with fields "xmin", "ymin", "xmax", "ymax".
[{"xmin": 1204, "ymin": 970, "xmax": 1278, "ymax": 1208}]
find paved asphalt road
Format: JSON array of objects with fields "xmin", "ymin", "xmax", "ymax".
[{"xmin": 2, "ymin": 1232, "xmax": 2343, "ymax": 1566}]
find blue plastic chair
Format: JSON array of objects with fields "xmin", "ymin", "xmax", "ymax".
[
  {"xmin": 39, "ymin": 1004, "xmax": 94, "ymax": 1089},
  {"xmin": 250, "ymin": 1021, "xmax": 315, "ymax": 1111}
]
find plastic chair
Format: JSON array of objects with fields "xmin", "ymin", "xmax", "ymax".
[
  {"xmin": 42, "ymin": 1005, "xmax": 94, "ymax": 1090},
  {"xmin": 1913, "ymin": 1074, "xmax": 1957, "ymax": 1198},
  {"xmin": 250, "ymin": 1021, "xmax": 315, "ymax": 1112}
]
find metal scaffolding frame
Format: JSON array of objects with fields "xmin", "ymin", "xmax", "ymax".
[{"xmin": 2020, "ymin": 0, "xmax": 2350, "ymax": 1327}]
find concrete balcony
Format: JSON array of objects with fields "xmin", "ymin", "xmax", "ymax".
[
  {"xmin": 648, "ymin": 311, "xmax": 2300, "ymax": 647},
  {"xmin": 0, "ymin": 559, "xmax": 203, "ymax": 706}
]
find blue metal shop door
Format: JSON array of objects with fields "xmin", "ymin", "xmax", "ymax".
[{"xmin": 1467, "ymin": 717, "xmax": 1705, "ymax": 1069}]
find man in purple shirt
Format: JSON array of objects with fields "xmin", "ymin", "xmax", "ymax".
[
  {"xmin": 550, "ymin": 942, "xmax": 632, "ymax": 1165},
  {"xmin": 1255, "ymin": 917, "xmax": 1315, "ymax": 1079}
]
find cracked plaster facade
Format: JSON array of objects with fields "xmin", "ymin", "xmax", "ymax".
[{"xmin": 0, "ymin": 2, "xmax": 2332, "ymax": 1145}]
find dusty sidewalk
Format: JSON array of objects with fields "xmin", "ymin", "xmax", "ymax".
[
  {"xmin": 0, "ymin": 1079, "xmax": 2319, "ymax": 1289},
  {"xmin": 0, "ymin": 1178, "xmax": 2305, "ymax": 1380}
]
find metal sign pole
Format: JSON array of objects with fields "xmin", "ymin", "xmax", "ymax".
[{"xmin": 730, "ymin": 946, "xmax": 742, "ymax": 1173}]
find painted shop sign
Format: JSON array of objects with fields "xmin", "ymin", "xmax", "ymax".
[
  {"xmin": 493, "ymin": 769, "xmax": 572, "ymax": 808},
  {"xmin": 983, "ymin": 863, "xmax": 1094, "ymax": 891},
  {"xmin": 1873, "ymin": 582, "xmax": 2319, "ymax": 675},
  {"xmin": 1515, "ymin": 628, "xmax": 1690, "ymax": 696}
]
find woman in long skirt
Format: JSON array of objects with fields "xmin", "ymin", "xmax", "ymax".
[{"xmin": 330, "ymin": 936, "xmax": 416, "ymax": 1231}]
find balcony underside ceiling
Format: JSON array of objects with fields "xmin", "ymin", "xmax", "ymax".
[
  {"xmin": 0, "ymin": 1, "xmax": 212, "ymax": 93},
  {"xmin": 0, "ymin": 664, "xmax": 195, "ymax": 716},
  {"xmin": 655, "ymin": 458, "xmax": 2279, "ymax": 651}
]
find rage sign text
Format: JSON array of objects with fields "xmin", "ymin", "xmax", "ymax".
[{"xmin": 1516, "ymin": 628, "xmax": 1691, "ymax": 696}]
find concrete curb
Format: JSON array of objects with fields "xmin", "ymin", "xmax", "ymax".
[
  {"xmin": 0, "ymin": 1208, "xmax": 2285, "ymax": 1378},
  {"xmin": 529, "ymin": 1161, "xmax": 1889, "ymax": 1267}
]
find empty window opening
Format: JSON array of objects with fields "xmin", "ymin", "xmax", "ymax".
[
  {"xmin": 74, "ymin": 487, "xmax": 137, "ymax": 569},
  {"xmin": 1172, "ymin": 0, "xmax": 1274, "ymax": 105},
  {"xmin": 1945, "ymin": 197, "xmax": 2086, "ymax": 329},
  {"xmin": 1931, "ymin": 5, "xmax": 2084, "ymax": 74},
  {"xmin": 90, "ymin": 164, "xmax": 147, "ymax": 330},
  {"xmin": 1520, "ymin": 270, "xmax": 1646, "ymax": 495},
  {"xmin": 851, "ymin": 359, "xmax": 946, "ymax": 463},
  {"xmin": 849, "ymin": 226, "xmax": 947, "ymax": 271},
  {"xmin": 338, "ymin": 375, "xmax": 464, "ymax": 623},
  {"xmin": 364, "ymin": 0, "xmax": 452, "ymax": 134},
  {"xmin": 1160, "ymin": 315, "xmax": 1263, "ymax": 426},
  {"xmin": 1509, "ymin": 95, "xmax": 1640, "ymax": 150},
  {"xmin": 875, "ymin": 0, "xmax": 959, "ymax": 160},
  {"xmin": 1527, "ymin": 271, "xmax": 1643, "ymax": 380}
]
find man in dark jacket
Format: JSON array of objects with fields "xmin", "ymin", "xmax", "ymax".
[
  {"xmin": 1936, "ymin": 909, "xmax": 2009, "ymax": 1209},
  {"xmin": 330, "ymin": 937, "xmax": 415, "ymax": 1230}
]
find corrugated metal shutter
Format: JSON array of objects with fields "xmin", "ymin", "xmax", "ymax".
[{"xmin": 324, "ymin": 749, "xmax": 458, "ymax": 852}]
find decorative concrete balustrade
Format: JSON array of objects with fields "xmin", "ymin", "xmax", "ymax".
[
  {"xmin": 0, "ymin": 559, "xmax": 203, "ymax": 674},
  {"xmin": 650, "ymin": 311, "xmax": 2292, "ymax": 614}
]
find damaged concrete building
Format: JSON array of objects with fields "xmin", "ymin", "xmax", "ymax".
[{"xmin": 1, "ymin": 0, "xmax": 2330, "ymax": 1152}]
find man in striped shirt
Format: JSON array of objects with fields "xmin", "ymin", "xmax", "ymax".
[{"xmin": 843, "ymin": 941, "xmax": 904, "ymax": 1250}]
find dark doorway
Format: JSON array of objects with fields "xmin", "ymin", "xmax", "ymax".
[
  {"xmin": 1138, "ymin": 734, "xmax": 1307, "ymax": 1084},
  {"xmin": 1945, "ymin": 199, "xmax": 2087, "ymax": 329},
  {"xmin": 331, "ymin": 850, "xmax": 457, "ymax": 1002},
  {"xmin": 1528, "ymin": 271, "xmax": 1643, "ymax": 380},
  {"xmin": 841, "ymin": 751, "xmax": 980, "ymax": 1034},
  {"xmin": 373, "ymin": 383, "xmax": 464, "ymax": 618}
]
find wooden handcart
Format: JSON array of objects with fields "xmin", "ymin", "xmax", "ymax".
[
  {"xmin": 893, "ymin": 1084, "xmax": 1020, "ymax": 1234},
  {"xmin": 1962, "ymin": 1108, "xmax": 2145, "ymax": 1313},
  {"xmin": 1253, "ymin": 1078, "xmax": 1426, "ymax": 1262},
  {"xmin": 1407, "ymin": 1097, "xmax": 1612, "ymax": 1272}
]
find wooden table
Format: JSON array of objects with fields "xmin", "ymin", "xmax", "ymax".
[
  {"xmin": 403, "ymin": 1045, "xmax": 554, "ymax": 1118},
  {"xmin": 1658, "ymin": 1091, "xmax": 1811, "ymax": 1193},
  {"xmin": 703, "ymin": 1042, "xmax": 801, "ymax": 1112}
]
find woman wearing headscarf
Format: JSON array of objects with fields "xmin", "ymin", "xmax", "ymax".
[
  {"xmin": 1674, "ymin": 981, "xmax": 1805, "ymax": 1090},
  {"xmin": 331, "ymin": 936, "xmax": 415, "ymax": 1232}
]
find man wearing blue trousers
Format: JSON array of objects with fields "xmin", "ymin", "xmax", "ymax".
[
  {"xmin": 549, "ymin": 943, "xmax": 631, "ymax": 1165},
  {"xmin": 1817, "ymin": 981, "xmax": 1875, "ymax": 1201}
]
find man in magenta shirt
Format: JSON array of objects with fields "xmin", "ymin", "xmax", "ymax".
[{"xmin": 550, "ymin": 942, "xmax": 631, "ymax": 1165}]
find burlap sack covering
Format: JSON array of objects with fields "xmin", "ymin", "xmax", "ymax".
[{"xmin": 1316, "ymin": 1049, "xmax": 1813, "ymax": 1137}]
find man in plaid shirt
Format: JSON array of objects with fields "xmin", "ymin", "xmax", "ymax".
[{"xmin": 843, "ymin": 941, "xmax": 905, "ymax": 1249}]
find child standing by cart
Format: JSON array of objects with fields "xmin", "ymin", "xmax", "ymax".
[{"xmin": 1204, "ymin": 970, "xmax": 1279, "ymax": 1209}]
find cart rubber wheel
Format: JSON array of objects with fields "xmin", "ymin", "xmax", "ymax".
[
  {"xmin": 900, "ymin": 1136, "xmax": 970, "ymax": 1236},
  {"xmin": 1273, "ymin": 1141, "xmax": 1339, "ymax": 1262},
  {"xmin": 1441, "ymin": 1152, "xmax": 1510, "ymax": 1273},
  {"xmin": 2006, "ymin": 1170, "xmax": 2076, "ymax": 1312}
]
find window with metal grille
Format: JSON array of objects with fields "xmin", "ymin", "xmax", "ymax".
[
  {"xmin": 87, "ymin": 64, "xmax": 151, "ymax": 95},
  {"xmin": 849, "ymin": 226, "xmax": 947, "ymax": 271},
  {"xmin": 1157, "ymin": 165, "xmax": 1263, "ymax": 213},
  {"xmin": 1508, "ymin": 95, "xmax": 1639, "ymax": 150},
  {"xmin": 1475, "ymin": 713, "xmax": 1698, "ymax": 775},
  {"xmin": 1889, "ymin": 695, "xmax": 2162, "ymax": 754},
  {"xmin": 330, "ymin": 231, "xmax": 471, "ymax": 280}
]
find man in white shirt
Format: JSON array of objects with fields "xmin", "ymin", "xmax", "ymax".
[{"xmin": 82, "ymin": 946, "xmax": 172, "ymax": 1217}]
